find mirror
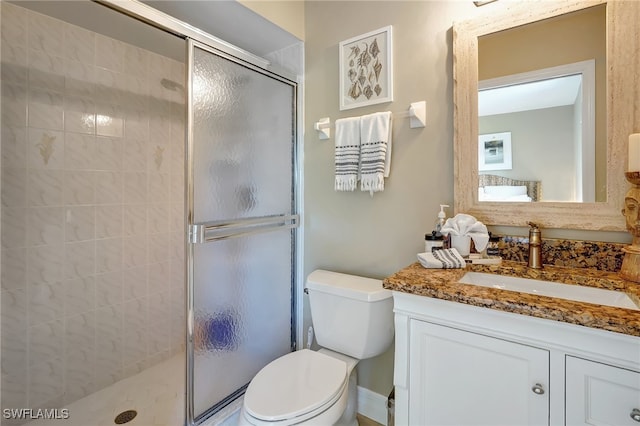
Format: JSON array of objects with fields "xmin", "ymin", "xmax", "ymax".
[
  {"xmin": 453, "ymin": 0, "xmax": 639, "ymax": 231},
  {"xmin": 478, "ymin": 5, "xmax": 605, "ymax": 203}
]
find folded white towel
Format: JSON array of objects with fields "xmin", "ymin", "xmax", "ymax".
[
  {"xmin": 360, "ymin": 111, "xmax": 392, "ymax": 195},
  {"xmin": 417, "ymin": 248, "xmax": 466, "ymax": 269},
  {"xmin": 440, "ymin": 213, "xmax": 490, "ymax": 252},
  {"xmin": 335, "ymin": 116, "xmax": 361, "ymax": 191}
]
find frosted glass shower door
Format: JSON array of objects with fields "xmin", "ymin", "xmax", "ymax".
[{"xmin": 186, "ymin": 40, "xmax": 298, "ymax": 423}]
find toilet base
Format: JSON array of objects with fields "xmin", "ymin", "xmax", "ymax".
[{"xmin": 334, "ymin": 368, "xmax": 358, "ymax": 426}]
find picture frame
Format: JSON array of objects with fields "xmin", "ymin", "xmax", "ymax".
[
  {"xmin": 479, "ymin": 132, "xmax": 512, "ymax": 171},
  {"xmin": 339, "ymin": 26, "xmax": 393, "ymax": 111}
]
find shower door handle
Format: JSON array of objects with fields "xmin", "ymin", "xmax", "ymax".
[{"xmin": 188, "ymin": 214, "xmax": 299, "ymax": 244}]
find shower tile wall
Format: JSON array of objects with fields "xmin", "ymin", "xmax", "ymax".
[{"xmin": 1, "ymin": 2, "xmax": 186, "ymax": 415}]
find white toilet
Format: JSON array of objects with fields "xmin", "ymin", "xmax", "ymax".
[{"xmin": 239, "ymin": 270, "xmax": 394, "ymax": 426}]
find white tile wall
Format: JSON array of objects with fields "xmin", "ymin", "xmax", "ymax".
[{"xmin": 1, "ymin": 3, "xmax": 186, "ymax": 417}]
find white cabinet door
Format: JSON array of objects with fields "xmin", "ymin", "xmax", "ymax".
[
  {"xmin": 409, "ymin": 320, "xmax": 549, "ymax": 426},
  {"xmin": 566, "ymin": 356, "xmax": 640, "ymax": 426}
]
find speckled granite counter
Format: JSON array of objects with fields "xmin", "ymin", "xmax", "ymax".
[{"xmin": 383, "ymin": 261, "xmax": 640, "ymax": 337}]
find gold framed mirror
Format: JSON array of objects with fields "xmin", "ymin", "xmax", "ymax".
[{"xmin": 453, "ymin": 0, "xmax": 639, "ymax": 231}]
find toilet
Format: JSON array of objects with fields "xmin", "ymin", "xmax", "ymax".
[{"xmin": 239, "ymin": 270, "xmax": 394, "ymax": 426}]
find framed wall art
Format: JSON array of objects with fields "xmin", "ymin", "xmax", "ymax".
[
  {"xmin": 479, "ymin": 132, "xmax": 512, "ymax": 171},
  {"xmin": 339, "ymin": 26, "xmax": 393, "ymax": 110}
]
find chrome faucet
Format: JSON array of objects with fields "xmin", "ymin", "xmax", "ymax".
[{"xmin": 527, "ymin": 222, "xmax": 543, "ymax": 269}]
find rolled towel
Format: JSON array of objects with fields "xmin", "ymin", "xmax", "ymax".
[
  {"xmin": 440, "ymin": 213, "xmax": 490, "ymax": 252},
  {"xmin": 417, "ymin": 248, "xmax": 466, "ymax": 269}
]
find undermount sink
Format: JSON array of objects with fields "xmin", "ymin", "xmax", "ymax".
[{"xmin": 459, "ymin": 272, "xmax": 639, "ymax": 311}]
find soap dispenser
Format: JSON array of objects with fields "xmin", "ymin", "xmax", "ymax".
[
  {"xmin": 426, "ymin": 204, "xmax": 449, "ymax": 252},
  {"xmin": 435, "ymin": 204, "xmax": 449, "ymax": 235}
]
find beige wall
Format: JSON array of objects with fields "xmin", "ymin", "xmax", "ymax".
[
  {"xmin": 302, "ymin": 0, "xmax": 630, "ymax": 398},
  {"xmin": 303, "ymin": 0, "xmax": 482, "ymax": 397},
  {"xmin": 478, "ymin": 5, "xmax": 606, "ymax": 80},
  {"xmin": 240, "ymin": 0, "xmax": 305, "ymax": 41}
]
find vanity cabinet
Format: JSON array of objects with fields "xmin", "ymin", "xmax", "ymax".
[
  {"xmin": 565, "ymin": 356, "xmax": 640, "ymax": 425},
  {"xmin": 409, "ymin": 320, "xmax": 549, "ymax": 426},
  {"xmin": 393, "ymin": 291, "xmax": 640, "ymax": 426}
]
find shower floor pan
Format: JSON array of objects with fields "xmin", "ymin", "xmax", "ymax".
[{"xmin": 26, "ymin": 353, "xmax": 184, "ymax": 426}]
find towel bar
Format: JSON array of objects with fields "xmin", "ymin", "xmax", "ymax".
[{"xmin": 313, "ymin": 100, "xmax": 426, "ymax": 140}]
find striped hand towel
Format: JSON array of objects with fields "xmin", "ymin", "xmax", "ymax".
[
  {"xmin": 360, "ymin": 111, "xmax": 392, "ymax": 195},
  {"xmin": 335, "ymin": 116, "xmax": 361, "ymax": 191},
  {"xmin": 417, "ymin": 248, "xmax": 466, "ymax": 269}
]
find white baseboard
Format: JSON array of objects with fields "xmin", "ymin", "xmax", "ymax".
[{"xmin": 357, "ymin": 386, "xmax": 389, "ymax": 426}]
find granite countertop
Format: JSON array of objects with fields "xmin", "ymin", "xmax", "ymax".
[{"xmin": 383, "ymin": 260, "xmax": 640, "ymax": 337}]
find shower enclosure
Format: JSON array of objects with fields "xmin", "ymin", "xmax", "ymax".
[{"xmin": 0, "ymin": 1, "xmax": 299, "ymax": 425}]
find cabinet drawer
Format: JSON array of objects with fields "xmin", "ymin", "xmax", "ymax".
[{"xmin": 566, "ymin": 356, "xmax": 640, "ymax": 425}]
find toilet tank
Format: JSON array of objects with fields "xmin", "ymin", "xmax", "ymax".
[{"xmin": 306, "ymin": 270, "xmax": 394, "ymax": 360}]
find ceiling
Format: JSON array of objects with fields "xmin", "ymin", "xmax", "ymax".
[
  {"xmin": 478, "ymin": 74, "xmax": 582, "ymax": 116},
  {"xmin": 142, "ymin": 1, "xmax": 299, "ymax": 57},
  {"xmin": 12, "ymin": 0, "xmax": 299, "ymax": 62}
]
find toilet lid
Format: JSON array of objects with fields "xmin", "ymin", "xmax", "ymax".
[{"xmin": 244, "ymin": 349, "xmax": 348, "ymax": 422}]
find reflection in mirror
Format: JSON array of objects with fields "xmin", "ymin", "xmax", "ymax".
[
  {"xmin": 479, "ymin": 62, "xmax": 595, "ymax": 202},
  {"xmin": 477, "ymin": 4, "xmax": 606, "ymax": 203}
]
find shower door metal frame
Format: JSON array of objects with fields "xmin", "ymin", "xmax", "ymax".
[
  {"xmin": 186, "ymin": 40, "xmax": 299, "ymax": 425},
  {"xmin": 91, "ymin": 2, "xmax": 302, "ymax": 425}
]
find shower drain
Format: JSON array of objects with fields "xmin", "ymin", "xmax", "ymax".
[{"xmin": 114, "ymin": 410, "xmax": 137, "ymax": 424}]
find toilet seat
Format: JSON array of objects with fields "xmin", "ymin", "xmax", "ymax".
[{"xmin": 243, "ymin": 349, "xmax": 348, "ymax": 424}]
